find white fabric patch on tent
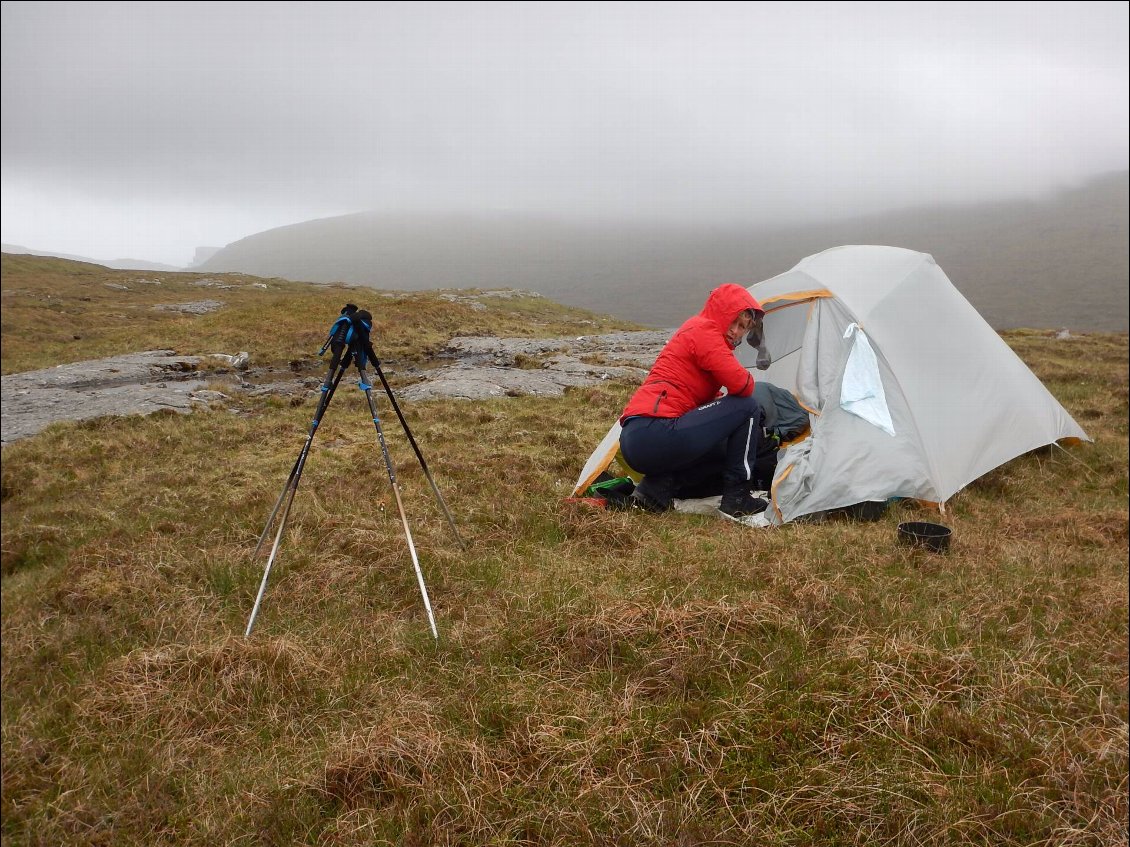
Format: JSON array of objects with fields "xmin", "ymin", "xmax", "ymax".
[{"xmin": 840, "ymin": 324, "xmax": 895, "ymax": 436}]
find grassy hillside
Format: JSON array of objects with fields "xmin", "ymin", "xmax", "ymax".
[
  {"xmin": 2, "ymin": 257, "xmax": 1127, "ymax": 846},
  {"xmin": 0, "ymin": 254, "xmax": 638, "ymax": 377}
]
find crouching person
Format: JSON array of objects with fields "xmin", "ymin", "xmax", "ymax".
[{"xmin": 619, "ymin": 283, "xmax": 768, "ymax": 520}]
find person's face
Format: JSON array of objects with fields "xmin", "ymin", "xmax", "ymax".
[{"xmin": 726, "ymin": 311, "xmax": 755, "ymax": 349}]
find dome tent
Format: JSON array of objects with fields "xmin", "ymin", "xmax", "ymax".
[{"xmin": 572, "ymin": 245, "xmax": 1089, "ymax": 524}]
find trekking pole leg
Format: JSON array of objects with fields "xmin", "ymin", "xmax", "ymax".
[
  {"xmin": 372, "ymin": 361, "xmax": 466, "ymax": 549},
  {"xmin": 247, "ymin": 354, "xmax": 348, "ymax": 634},
  {"xmin": 357, "ymin": 364, "xmax": 439, "ymax": 640},
  {"xmin": 253, "ymin": 358, "xmax": 348, "ymax": 556},
  {"xmin": 254, "ymin": 451, "xmax": 304, "ymax": 558},
  {"xmin": 247, "ymin": 410, "xmax": 324, "ymax": 635},
  {"xmin": 245, "ymin": 482, "xmax": 301, "ymax": 636}
]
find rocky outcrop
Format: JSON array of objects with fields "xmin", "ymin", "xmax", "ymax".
[
  {"xmin": 0, "ymin": 331, "xmax": 670, "ymax": 446},
  {"xmin": 397, "ymin": 330, "xmax": 667, "ymax": 401},
  {"xmin": 1, "ymin": 350, "xmax": 210, "ymax": 445}
]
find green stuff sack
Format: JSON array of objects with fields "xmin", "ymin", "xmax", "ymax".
[{"xmin": 586, "ymin": 475, "xmax": 636, "ymax": 510}]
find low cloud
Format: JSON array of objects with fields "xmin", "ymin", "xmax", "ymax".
[{"xmin": 2, "ymin": 1, "xmax": 1127, "ymax": 265}]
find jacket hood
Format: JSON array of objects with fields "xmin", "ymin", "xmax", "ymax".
[{"xmin": 700, "ymin": 284, "xmax": 763, "ymax": 331}]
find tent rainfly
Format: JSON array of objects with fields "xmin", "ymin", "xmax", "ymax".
[{"xmin": 573, "ymin": 245, "xmax": 1090, "ymax": 524}]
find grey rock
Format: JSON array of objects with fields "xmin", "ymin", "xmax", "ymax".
[
  {"xmin": 1, "ymin": 331, "xmax": 671, "ymax": 445},
  {"xmin": 443, "ymin": 329, "xmax": 668, "ymax": 366},
  {"xmin": 191, "ymin": 390, "xmax": 230, "ymax": 403},
  {"xmin": 397, "ymin": 364, "xmax": 590, "ymax": 401},
  {"xmin": 208, "ymin": 351, "xmax": 250, "ymax": 369},
  {"xmin": 1, "ymin": 350, "xmax": 205, "ymax": 445},
  {"xmin": 153, "ymin": 300, "xmax": 224, "ymax": 314},
  {"xmin": 399, "ymin": 330, "xmax": 666, "ymax": 401}
]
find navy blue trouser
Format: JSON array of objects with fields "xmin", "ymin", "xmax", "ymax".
[{"xmin": 619, "ymin": 394, "xmax": 762, "ymax": 491}]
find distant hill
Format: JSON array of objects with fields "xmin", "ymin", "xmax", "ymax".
[
  {"xmin": 186, "ymin": 246, "xmax": 221, "ymax": 268},
  {"xmin": 198, "ymin": 172, "xmax": 1129, "ymax": 332},
  {"xmin": 0, "ymin": 243, "xmax": 182, "ymax": 272}
]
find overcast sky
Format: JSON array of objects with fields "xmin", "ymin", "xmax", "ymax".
[{"xmin": 2, "ymin": 1, "xmax": 1127, "ymax": 267}]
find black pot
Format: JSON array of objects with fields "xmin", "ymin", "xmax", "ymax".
[{"xmin": 897, "ymin": 521, "xmax": 952, "ymax": 553}]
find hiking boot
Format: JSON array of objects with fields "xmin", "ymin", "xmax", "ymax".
[
  {"xmin": 719, "ymin": 489, "xmax": 769, "ymax": 518},
  {"xmin": 630, "ymin": 475, "xmax": 676, "ymax": 513}
]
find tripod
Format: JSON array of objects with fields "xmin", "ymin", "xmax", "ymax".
[{"xmin": 245, "ymin": 306, "xmax": 464, "ymax": 640}]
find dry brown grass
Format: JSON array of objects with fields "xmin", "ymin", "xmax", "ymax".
[
  {"xmin": 1, "ymin": 258, "xmax": 1126, "ymax": 846},
  {"xmin": 0, "ymin": 253, "xmax": 639, "ymax": 376}
]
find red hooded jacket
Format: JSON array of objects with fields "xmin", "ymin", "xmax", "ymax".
[{"xmin": 620, "ymin": 284, "xmax": 762, "ymax": 423}]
